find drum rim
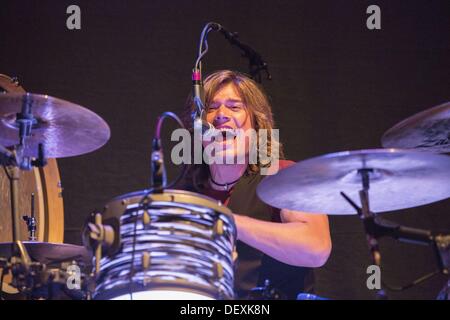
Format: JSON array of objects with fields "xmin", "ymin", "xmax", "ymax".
[
  {"xmin": 104, "ymin": 189, "xmax": 233, "ymax": 217},
  {"xmin": 93, "ymin": 279, "xmax": 233, "ymax": 300}
]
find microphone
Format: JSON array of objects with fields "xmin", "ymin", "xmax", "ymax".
[
  {"xmin": 191, "ymin": 61, "xmax": 208, "ymax": 140},
  {"xmin": 150, "ymin": 137, "xmax": 166, "ymax": 191},
  {"xmin": 192, "ymin": 68, "xmax": 205, "ymax": 109},
  {"xmin": 192, "ymin": 58, "xmax": 216, "ymax": 139},
  {"xmin": 193, "ymin": 118, "xmax": 217, "ymax": 139}
]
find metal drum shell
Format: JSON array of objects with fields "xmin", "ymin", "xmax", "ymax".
[
  {"xmin": 91, "ymin": 189, "xmax": 237, "ymax": 300},
  {"xmin": 99, "ymin": 189, "xmax": 235, "ymax": 255}
]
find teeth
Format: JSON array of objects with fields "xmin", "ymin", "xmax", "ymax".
[
  {"xmin": 218, "ymin": 128, "xmax": 236, "ymax": 135},
  {"xmin": 214, "ymin": 128, "xmax": 237, "ymax": 140}
]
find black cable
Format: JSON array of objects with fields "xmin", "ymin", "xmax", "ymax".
[
  {"xmin": 155, "ymin": 112, "xmax": 185, "ymax": 139},
  {"xmin": 127, "ymin": 112, "xmax": 187, "ymax": 299},
  {"xmin": 127, "ymin": 204, "xmax": 142, "ymax": 301},
  {"xmin": 192, "ymin": 23, "xmax": 218, "ymax": 118},
  {"xmin": 138, "ymin": 112, "xmax": 187, "ymax": 205},
  {"xmin": 194, "ymin": 23, "xmax": 219, "ymax": 70},
  {"xmin": 382, "ymin": 269, "xmax": 441, "ymax": 292},
  {"xmin": 127, "ymin": 23, "xmax": 237, "ymax": 299}
]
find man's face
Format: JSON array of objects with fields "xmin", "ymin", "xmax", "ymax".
[{"xmin": 203, "ymin": 83, "xmax": 253, "ymax": 163}]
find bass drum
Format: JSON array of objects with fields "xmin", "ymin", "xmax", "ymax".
[{"xmin": 0, "ymin": 74, "xmax": 64, "ymax": 243}]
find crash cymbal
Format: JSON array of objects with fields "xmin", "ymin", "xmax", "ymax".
[
  {"xmin": 257, "ymin": 149, "xmax": 450, "ymax": 215},
  {"xmin": 0, "ymin": 242, "xmax": 91, "ymax": 266},
  {"xmin": 0, "ymin": 93, "xmax": 110, "ymax": 158},
  {"xmin": 381, "ymin": 102, "xmax": 450, "ymax": 153}
]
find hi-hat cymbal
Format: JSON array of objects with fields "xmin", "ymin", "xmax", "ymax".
[
  {"xmin": 0, "ymin": 93, "xmax": 110, "ymax": 158},
  {"xmin": 381, "ymin": 102, "xmax": 450, "ymax": 153},
  {"xmin": 0, "ymin": 242, "xmax": 91, "ymax": 266},
  {"xmin": 257, "ymin": 149, "xmax": 450, "ymax": 215}
]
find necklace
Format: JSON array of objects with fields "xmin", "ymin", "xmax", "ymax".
[{"xmin": 209, "ymin": 176, "xmax": 241, "ymax": 191}]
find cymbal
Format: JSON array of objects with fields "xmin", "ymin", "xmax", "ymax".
[
  {"xmin": 257, "ymin": 149, "xmax": 450, "ymax": 215},
  {"xmin": 0, "ymin": 242, "xmax": 92, "ymax": 266},
  {"xmin": 381, "ymin": 102, "xmax": 450, "ymax": 153},
  {"xmin": 0, "ymin": 93, "xmax": 110, "ymax": 158}
]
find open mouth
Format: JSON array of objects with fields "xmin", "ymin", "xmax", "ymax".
[{"xmin": 214, "ymin": 128, "xmax": 237, "ymax": 141}]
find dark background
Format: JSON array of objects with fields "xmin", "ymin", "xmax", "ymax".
[{"xmin": 1, "ymin": 0, "xmax": 449, "ymax": 299}]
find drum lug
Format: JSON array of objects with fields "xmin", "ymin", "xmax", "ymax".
[
  {"xmin": 142, "ymin": 251, "xmax": 151, "ymax": 270},
  {"xmin": 214, "ymin": 261, "xmax": 223, "ymax": 279},
  {"xmin": 142, "ymin": 209, "xmax": 151, "ymax": 226},
  {"xmin": 213, "ymin": 219, "xmax": 224, "ymax": 237}
]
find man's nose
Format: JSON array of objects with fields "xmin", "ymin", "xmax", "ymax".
[{"xmin": 213, "ymin": 106, "xmax": 231, "ymax": 124}]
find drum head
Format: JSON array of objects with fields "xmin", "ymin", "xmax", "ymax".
[{"xmin": 95, "ymin": 281, "xmax": 217, "ymax": 300}]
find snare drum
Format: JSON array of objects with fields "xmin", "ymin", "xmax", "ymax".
[{"xmin": 89, "ymin": 189, "xmax": 237, "ymax": 300}]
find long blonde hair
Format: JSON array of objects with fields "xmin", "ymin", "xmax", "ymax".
[{"xmin": 181, "ymin": 70, "xmax": 284, "ymax": 190}]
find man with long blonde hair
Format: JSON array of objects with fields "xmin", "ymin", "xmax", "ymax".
[{"xmin": 180, "ymin": 70, "xmax": 331, "ymax": 299}]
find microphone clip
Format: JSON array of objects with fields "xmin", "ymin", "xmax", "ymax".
[{"xmin": 150, "ymin": 138, "xmax": 166, "ymax": 192}]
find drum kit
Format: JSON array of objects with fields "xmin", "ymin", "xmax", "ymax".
[{"xmin": 0, "ymin": 72, "xmax": 449, "ymax": 299}]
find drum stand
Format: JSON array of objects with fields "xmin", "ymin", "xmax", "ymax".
[
  {"xmin": 340, "ymin": 169, "xmax": 450, "ymax": 300},
  {"xmin": 0, "ymin": 94, "xmax": 48, "ymax": 297}
]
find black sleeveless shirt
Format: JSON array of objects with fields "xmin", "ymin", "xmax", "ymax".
[
  {"xmin": 180, "ymin": 165, "xmax": 313, "ymax": 299},
  {"xmin": 181, "ymin": 161, "xmax": 313, "ymax": 299}
]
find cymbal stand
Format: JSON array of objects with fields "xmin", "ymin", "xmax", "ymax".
[
  {"xmin": 1, "ymin": 94, "xmax": 47, "ymax": 243},
  {"xmin": 341, "ymin": 170, "xmax": 450, "ymax": 300},
  {"xmin": 341, "ymin": 168, "xmax": 388, "ymax": 299},
  {"xmin": 435, "ymin": 235, "xmax": 450, "ymax": 300}
]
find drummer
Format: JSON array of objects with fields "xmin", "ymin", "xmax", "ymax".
[{"xmin": 179, "ymin": 70, "xmax": 331, "ymax": 299}]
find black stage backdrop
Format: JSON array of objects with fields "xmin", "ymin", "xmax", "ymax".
[{"xmin": 1, "ymin": 0, "xmax": 449, "ymax": 300}]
